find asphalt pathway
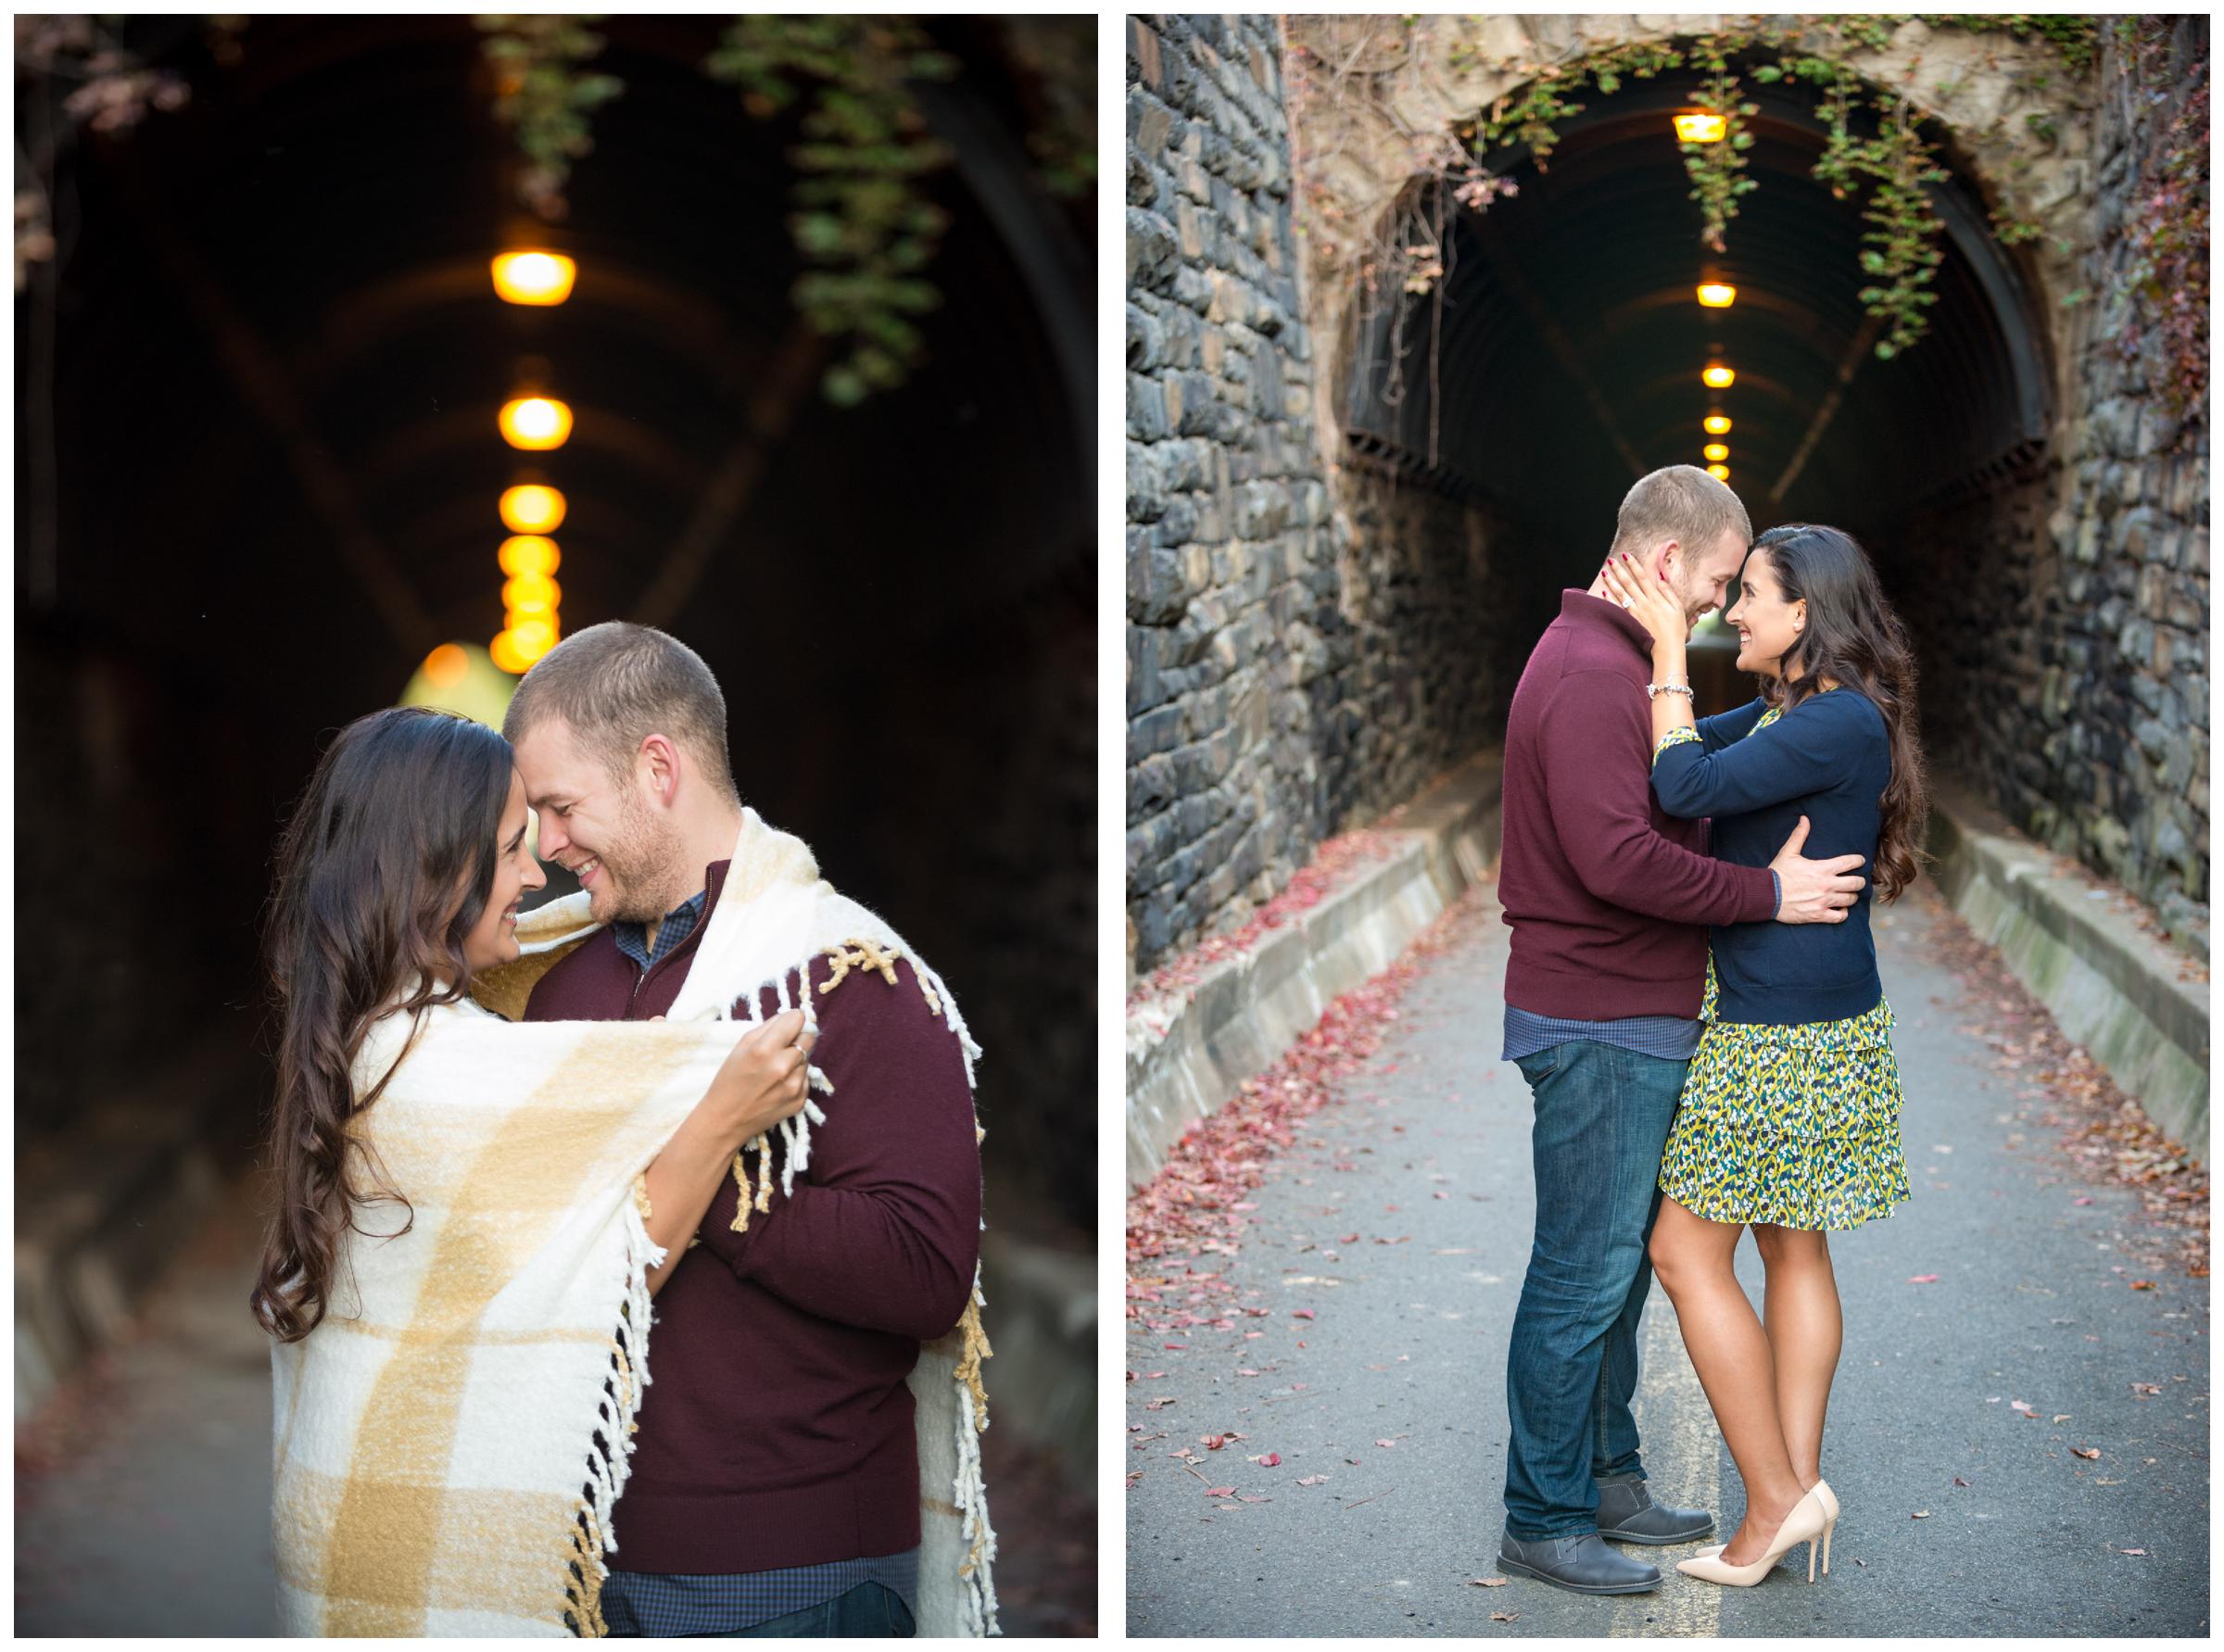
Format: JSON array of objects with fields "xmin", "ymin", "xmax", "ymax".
[
  {"xmin": 15, "ymin": 1181, "xmax": 1093, "ymax": 1636},
  {"xmin": 1126, "ymin": 877, "xmax": 2208, "ymax": 1637}
]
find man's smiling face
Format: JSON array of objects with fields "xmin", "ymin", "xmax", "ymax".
[{"xmin": 511, "ymin": 717, "xmax": 683, "ymax": 924}]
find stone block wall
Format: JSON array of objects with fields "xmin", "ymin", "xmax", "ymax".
[
  {"xmin": 1900, "ymin": 20, "xmax": 2208, "ymax": 953},
  {"xmin": 1313, "ymin": 465, "xmax": 1550, "ymax": 839},
  {"xmin": 1126, "ymin": 14, "xmax": 1330, "ymax": 972},
  {"xmin": 1125, "ymin": 17, "xmax": 1542, "ymax": 975}
]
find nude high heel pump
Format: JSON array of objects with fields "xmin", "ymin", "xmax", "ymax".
[
  {"xmin": 1691, "ymin": 1481, "xmax": 1839, "ymax": 1572},
  {"xmin": 1674, "ymin": 1485, "xmax": 1831, "ymax": 1586}
]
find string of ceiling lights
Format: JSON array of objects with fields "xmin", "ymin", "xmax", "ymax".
[
  {"xmin": 487, "ymin": 249, "xmax": 576, "ymax": 675},
  {"xmin": 1675, "ymin": 110, "xmax": 1737, "ymax": 486}
]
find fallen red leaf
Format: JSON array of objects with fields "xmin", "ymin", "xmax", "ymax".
[
  {"xmin": 2129, "ymin": 1280, "xmax": 2159, "ymax": 1291},
  {"xmin": 1908, "ymin": 1274, "xmax": 1940, "ymax": 1284},
  {"xmin": 1470, "ymin": 1576, "xmax": 1509, "ymax": 1587},
  {"xmin": 2121, "ymin": 1548, "xmax": 2148, "ymax": 1557},
  {"xmin": 1374, "ymin": 1438, "xmax": 1396, "ymax": 1449},
  {"xmin": 1297, "ymin": 1474, "xmax": 1329, "ymax": 1486},
  {"xmin": 1292, "ymin": 1308, "xmax": 1316, "ymax": 1320},
  {"xmin": 2072, "ymin": 1446, "xmax": 2101, "ymax": 1458},
  {"xmin": 1205, "ymin": 1485, "xmax": 1235, "ymax": 1497}
]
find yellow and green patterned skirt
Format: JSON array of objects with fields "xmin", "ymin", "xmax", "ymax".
[{"xmin": 1656, "ymin": 960, "xmax": 1911, "ymax": 1231}]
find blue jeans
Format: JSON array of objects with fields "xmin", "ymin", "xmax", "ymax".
[{"xmin": 1502, "ymin": 1040, "xmax": 1687, "ymax": 1540}]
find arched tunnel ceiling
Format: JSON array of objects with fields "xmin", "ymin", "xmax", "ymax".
[
  {"xmin": 44, "ymin": 14, "xmax": 1090, "ymax": 712},
  {"xmin": 1344, "ymin": 70, "xmax": 2051, "ymax": 560}
]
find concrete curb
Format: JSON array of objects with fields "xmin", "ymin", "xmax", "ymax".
[
  {"xmin": 1125, "ymin": 750, "xmax": 1503, "ymax": 1187},
  {"xmin": 978, "ymin": 1230, "xmax": 1095, "ymax": 1494},
  {"xmin": 1927, "ymin": 783, "xmax": 2210, "ymax": 1164},
  {"xmin": 1122, "ymin": 752, "xmax": 2212, "ymax": 1192},
  {"xmin": 15, "ymin": 1033, "xmax": 255, "ymax": 1421}
]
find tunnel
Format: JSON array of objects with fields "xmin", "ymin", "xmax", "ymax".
[
  {"xmin": 16, "ymin": 16, "xmax": 1094, "ymax": 1238},
  {"xmin": 1335, "ymin": 64, "xmax": 2055, "ymax": 725}
]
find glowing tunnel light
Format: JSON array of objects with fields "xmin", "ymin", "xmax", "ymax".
[
  {"xmin": 499, "ymin": 484, "xmax": 567, "ymax": 535},
  {"xmin": 503, "ymin": 573, "xmax": 562, "ymax": 616},
  {"xmin": 1697, "ymin": 283, "xmax": 1738, "ymax": 309},
  {"xmin": 1707, "ymin": 463, "xmax": 1731, "ymax": 482},
  {"xmin": 509, "ymin": 616, "xmax": 558, "ymax": 659},
  {"xmin": 498, "ymin": 536, "xmax": 562, "ymax": 578},
  {"xmin": 1701, "ymin": 362, "xmax": 1736, "ymax": 390},
  {"xmin": 1703, "ymin": 443, "xmax": 1730, "ymax": 462},
  {"xmin": 1704, "ymin": 413, "xmax": 1733, "ymax": 435},
  {"xmin": 1674, "ymin": 111, "xmax": 1727, "ymax": 144},
  {"xmin": 491, "ymin": 251, "xmax": 576, "ymax": 307},
  {"xmin": 499, "ymin": 396, "xmax": 574, "ymax": 451}
]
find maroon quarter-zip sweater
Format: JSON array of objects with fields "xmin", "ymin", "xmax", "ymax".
[
  {"xmin": 524, "ymin": 859, "xmax": 982, "ymax": 1573},
  {"xmin": 1498, "ymin": 591, "xmax": 1778, "ymax": 1020}
]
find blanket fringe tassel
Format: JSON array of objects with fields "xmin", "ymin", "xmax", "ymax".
[
  {"xmin": 563, "ymin": 1203, "xmax": 663, "ymax": 1636},
  {"xmin": 953, "ymin": 1266, "xmax": 1000, "ymax": 1634},
  {"xmin": 696, "ymin": 952, "xmax": 999, "ymax": 1633}
]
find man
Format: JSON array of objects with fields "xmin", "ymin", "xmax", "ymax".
[
  {"xmin": 1494, "ymin": 466, "xmax": 1867, "ymax": 1595},
  {"xmin": 505, "ymin": 622, "xmax": 982, "ymax": 1637}
]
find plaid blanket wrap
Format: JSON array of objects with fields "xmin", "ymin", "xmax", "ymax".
[{"xmin": 271, "ymin": 810, "xmax": 996, "ymax": 1635}]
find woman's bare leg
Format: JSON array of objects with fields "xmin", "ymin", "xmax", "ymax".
[
  {"xmin": 1751, "ymin": 1222, "xmax": 1842, "ymax": 1488},
  {"xmin": 1648, "ymin": 1196, "xmax": 1806, "ymax": 1564}
]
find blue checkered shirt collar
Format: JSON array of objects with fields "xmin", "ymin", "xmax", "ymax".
[{"xmin": 613, "ymin": 889, "xmax": 709, "ymax": 973}]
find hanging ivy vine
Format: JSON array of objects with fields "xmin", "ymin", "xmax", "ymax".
[
  {"xmin": 704, "ymin": 17, "xmax": 958, "ymax": 408},
  {"xmin": 1291, "ymin": 16, "xmax": 2100, "ymax": 362},
  {"xmin": 468, "ymin": 15, "xmax": 1091, "ymax": 407},
  {"xmin": 474, "ymin": 15, "xmax": 625, "ymax": 222}
]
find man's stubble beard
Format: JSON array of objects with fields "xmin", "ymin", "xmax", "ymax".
[
  {"xmin": 599, "ymin": 789, "xmax": 693, "ymax": 924},
  {"xmin": 1669, "ymin": 562, "xmax": 1711, "ymax": 637}
]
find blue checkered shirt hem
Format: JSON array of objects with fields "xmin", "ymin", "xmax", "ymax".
[
  {"xmin": 613, "ymin": 890, "xmax": 708, "ymax": 973},
  {"xmin": 1501, "ymin": 1003, "xmax": 1704, "ymax": 1064},
  {"xmin": 598, "ymin": 1548, "xmax": 918, "ymax": 1636}
]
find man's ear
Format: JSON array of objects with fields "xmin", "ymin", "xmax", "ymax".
[
  {"xmin": 1654, "ymin": 539, "xmax": 1681, "ymax": 583},
  {"xmin": 638, "ymin": 733, "xmax": 682, "ymax": 803}
]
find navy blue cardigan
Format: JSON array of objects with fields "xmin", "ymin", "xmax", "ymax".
[{"xmin": 1651, "ymin": 688, "xmax": 1892, "ymax": 1026}]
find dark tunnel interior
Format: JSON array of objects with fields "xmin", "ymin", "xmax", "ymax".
[
  {"xmin": 1339, "ymin": 68, "xmax": 2053, "ymax": 717},
  {"xmin": 16, "ymin": 16, "xmax": 1095, "ymax": 1233}
]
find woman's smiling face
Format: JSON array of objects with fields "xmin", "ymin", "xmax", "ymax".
[
  {"xmin": 460, "ymin": 769, "xmax": 547, "ymax": 972},
  {"xmin": 1724, "ymin": 548, "xmax": 1807, "ymax": 680}
]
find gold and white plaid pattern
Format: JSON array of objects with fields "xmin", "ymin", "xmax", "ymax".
[{"xmin": 270, "ymin": 811, "xmax": 997, "ymax": 1637}]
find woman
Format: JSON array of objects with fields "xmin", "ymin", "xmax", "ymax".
[
  {"xmin": 251, "ymin": 706, "xmax": 813, "ymax": 1634},
  {"xmin": 1599, "ymin": 523, "xmax": 1923, "ymax": 1588}
]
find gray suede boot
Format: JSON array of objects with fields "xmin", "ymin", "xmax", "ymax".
[
  {"xmin": 1496, "ymin": 1529, "xmax": 1662, "ymax": 1595},
  {"xmin": 1594, "ymin": 1474, "xmax": 1716, "ymax": 1545}
]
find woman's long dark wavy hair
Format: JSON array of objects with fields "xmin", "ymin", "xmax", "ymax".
[
  {"xmin": 250, "ymin": 706, "xmax": 515, "ymax": 1342},
  {"xmin": 1746, "ymin": 523, "xmax": 1929, "ymax": 902}
]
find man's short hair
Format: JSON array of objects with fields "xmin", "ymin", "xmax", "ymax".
[
  {"xmin": 501, "ymin": 622, "xmax": 739, "ymax": 800},
  {"xmin": 1609, "ymin": 465, "xmax": 1753, "ymax": 562}
]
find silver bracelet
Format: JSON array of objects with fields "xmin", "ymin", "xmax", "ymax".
[{"xmin": 1645, "ymin": 681, "xmax": 1694, "ymax": 701}]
